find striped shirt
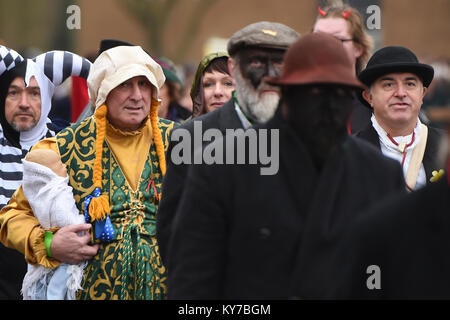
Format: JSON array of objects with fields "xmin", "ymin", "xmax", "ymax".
[{"xmin": 0, "ymin": 121, "xmax": 54, "ymax": 209}]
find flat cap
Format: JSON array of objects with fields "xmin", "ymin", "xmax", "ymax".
[{"xmin": 227, "ymin": 21, "xmax": 299, "ymax": 56}]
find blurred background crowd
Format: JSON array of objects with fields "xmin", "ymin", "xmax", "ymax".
[{"xmin": 0, "ymin": 0, "xmax": 448, "ymax": 126}]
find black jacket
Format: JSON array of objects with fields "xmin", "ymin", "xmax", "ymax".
[
  {"xmin": 157, "ymin": 99, "xmax": 243, "ymax": 265},
  {"xmin": 316, "ymin": 175, "xmax": 450, "ymax": 299},
  {"xmin": 0, "ymin": 245, "xmax": 26, "ymax": 299},
  {"xmin": 167, "ymin": 112, "xmax": 406, "ymax": 299},
  {"xmin": 349, "ymin": 96, "xmax": 372, "ymax": 134}
]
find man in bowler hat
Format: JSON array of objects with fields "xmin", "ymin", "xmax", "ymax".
[
  {"xmin": 356, "ymin": 46, "xmax": 443, "ymax": 191},
  {"xmin": 166, "ymin": 33, "xmax": 406, "ymax": 299}
]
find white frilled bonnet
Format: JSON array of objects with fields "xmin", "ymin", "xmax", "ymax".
[{"xmin": 87, "ymin": 45, "xmax": 166, "ymax": 109}]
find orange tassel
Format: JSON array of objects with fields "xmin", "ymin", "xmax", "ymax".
[{"xmin": 88, "ymin": 193, "xmax": 110, "ymax": 221}]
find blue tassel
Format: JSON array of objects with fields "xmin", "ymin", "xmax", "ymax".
[{"xmin": 84, "ymin": 187, "xmax": 115, "ymax": 242}]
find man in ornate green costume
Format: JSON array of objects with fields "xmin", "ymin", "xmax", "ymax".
[{"xmin": 0, "ymin": 44, "xmax": 175, "ymax": 300}]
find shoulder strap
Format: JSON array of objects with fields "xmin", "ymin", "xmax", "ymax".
[{"xmin": 405, "ymin": 123, "xmax": 428, "ymax": 190}]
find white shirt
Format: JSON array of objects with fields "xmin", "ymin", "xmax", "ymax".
[
  {"xmin": 371, "ymin": 115, "xmax": 426, "ymax": 190},
  {"xmin": 234, "ymin": 102, "xmax": 252, "ymax": 130}
]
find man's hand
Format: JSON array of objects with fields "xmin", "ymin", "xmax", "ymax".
[{"xmin": 50, "ymin": 223, "xmax": 99, "ymax": 264}]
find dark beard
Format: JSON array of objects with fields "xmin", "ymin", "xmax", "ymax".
[{"xmin": 10, "ymin": 116, "xmax": 38, "ymax": 132}]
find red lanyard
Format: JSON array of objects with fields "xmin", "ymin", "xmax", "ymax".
[
  {"xmin": 386, "ymin": 131, "xmax": 415, "ymax": 166},
  {"xmin": 387, "ymin": 131, "xmax": 416, "ymax": 191},
  {"xmin": 146, "ymin": 179, "xmax": 159, "ymax": 201}
]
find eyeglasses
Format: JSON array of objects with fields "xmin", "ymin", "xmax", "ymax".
[{"xmin": 335, "ymin": 37, "xmax": 354, "ymax": 43}]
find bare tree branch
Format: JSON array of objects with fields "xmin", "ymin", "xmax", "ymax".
[
  {"xmin": 173, "ymin": 0, "xmax": 218, "ymax": 61},
  {"xmin": 117, "ymin": 0, "xmax": 218, "ymax": 60}
]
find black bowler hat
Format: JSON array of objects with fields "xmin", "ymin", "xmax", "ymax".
[
  {"xmin": 358, "ymin": 46, "xmax": 434, "ymax": 88},
  {"xmin": 98, "ymin": 39, "xmax": 134, "ymax": 56},
  {"xmin": 357, "ymin": 46, "xmax": 434, "ymax": 108}
]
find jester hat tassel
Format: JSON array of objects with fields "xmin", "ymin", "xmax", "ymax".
[{"xmin": 84, "ymin": 187, "xmax": 114, "ymax": 242}]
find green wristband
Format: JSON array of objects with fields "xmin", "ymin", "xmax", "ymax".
[{"xmin": 44, "ymin": 231, "xmax": 53, "ymax": 258}]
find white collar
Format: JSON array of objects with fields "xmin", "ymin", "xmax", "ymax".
[
  {"xmin": 371, "ymin": 114, "xmax": 421, "ymax": 153},
  {"xmin": 234, "ymin": 101, "xmax": 252, "ymax": 129}
]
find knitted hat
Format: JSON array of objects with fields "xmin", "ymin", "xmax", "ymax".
[{"xmin": 154, "ymin": 56, "xmax": 181, "ymax": 85}]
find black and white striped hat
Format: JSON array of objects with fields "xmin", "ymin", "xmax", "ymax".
[
  {"xmin": 32, "ymin": 50, "xmax": 91, "ymax": 87},
  {"xmin": 0, "ymin": 46, "xmax": 24, "ymax": 77},
  {"xmin": 0, "ymin": 45, "xmax": 92, "ymax": 148},
  {"xmin": 1, "ymin": 45, "xmax": 92, "ymax": 89}
]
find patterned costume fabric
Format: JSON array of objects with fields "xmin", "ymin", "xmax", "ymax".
[{"xmin": 56, "ymin": 115, "xmax": 174, "ymax": 300}]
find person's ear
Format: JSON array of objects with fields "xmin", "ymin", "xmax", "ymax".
[
  {"xmin": 353, "ymin": 42, "xmax": 364, "ymax": 59},
  {"xmin": 362, "ymin": 89, "xmax": 373, "ymax": 107},
  {"xmin": 227, "ymin": 57, "xmax": 236, "ymax": 81},
  {"xmin": 422, "ymin": 86, "xmax": 428, "ymax": 99}
]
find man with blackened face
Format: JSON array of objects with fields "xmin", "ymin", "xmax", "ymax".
[
  {"xmin": 156, "ymin": 22, "xmax": 299, "ymax": 266},
  {"xmin": 227, "ymin": 22, "xmax": 299, "ymax": 127},
  {"xmin": 264, "ymin": 31, "xmax": 361, "ymax": 170},
  {"xmin": 231, "ymin": 47, "xmax": 284, "ymax": 123},
  {"xmin": 282, "ymin": 85, "xmax": 354, "ymax": 170}
]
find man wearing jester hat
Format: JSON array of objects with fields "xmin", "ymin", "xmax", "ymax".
[
  {"xmin": 0, "ymin": 43, "xmax": 175, "ymax": 299},
  {"xmin": 0, "ymin": 45, "xmax": 91, "ymax": 299}
]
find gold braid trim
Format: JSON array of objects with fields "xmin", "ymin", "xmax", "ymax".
[
  {"xmin": 89, "ymin": 104, "xmax": 111, "ymax": 221},
  {"xmin": 150, "ymin": 99, "xmax": 167, "ymax": 176}
]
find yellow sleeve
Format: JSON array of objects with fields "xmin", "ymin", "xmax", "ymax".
[{"xmin": 0, "ymin": 137, "xmax": 61, "ymax": 269}]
